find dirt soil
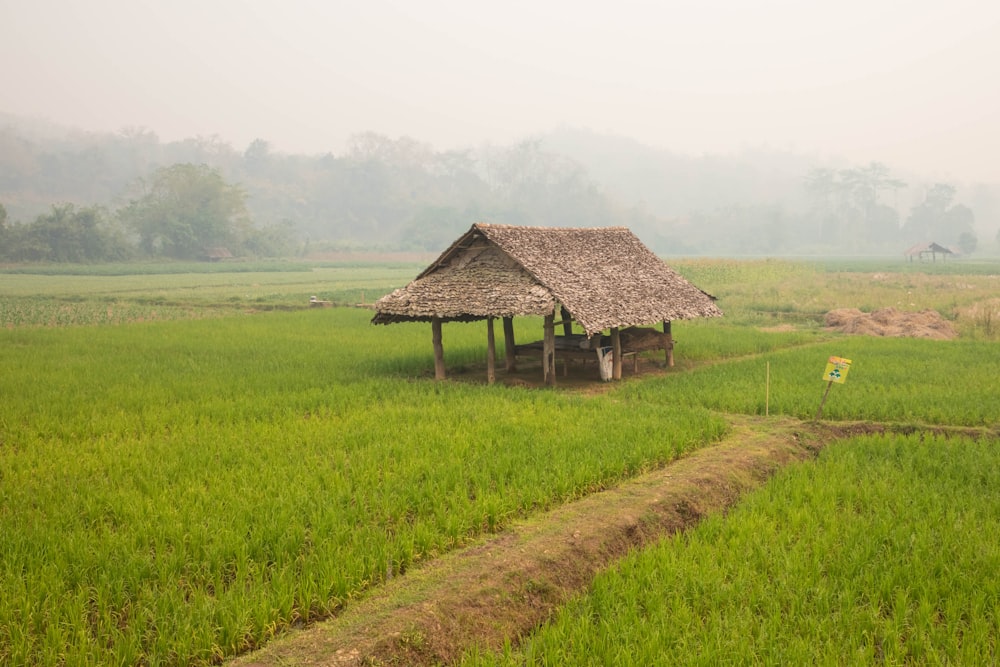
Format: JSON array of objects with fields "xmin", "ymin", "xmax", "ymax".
[{"xmin": 232, "ymin": 415, "xmax": 866, "ymax": 667}]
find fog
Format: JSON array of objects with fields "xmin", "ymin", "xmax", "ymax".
[{"xmin": 3, "ymin": 0, "xmax": 999, "ymax": 183}]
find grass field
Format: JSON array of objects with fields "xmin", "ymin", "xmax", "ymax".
[
  {"xmin": 1, "ymin": 257, "xmax": 998, "ymax": 665},
  {"xmin": 466, "ymin": 432, "xmax": 1000, "ymax": 665}
]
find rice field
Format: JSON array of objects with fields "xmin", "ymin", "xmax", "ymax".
[
  {"xmin": 466, "ymin": 433, "xmax": 1000, "ymax": 665},
  {"xmin": 0, "ymin": 308, "xmax": 727, "ymax": 666},
  {"xmin": 2, "ymin": 257, "xmax": 999, "ymax": 665},
  {"xmin": 619, "ymin": 334, "xmax": 1000, "ymax": 425}
]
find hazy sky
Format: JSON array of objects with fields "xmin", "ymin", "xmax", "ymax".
[{"xmin": 3, "ymin": 0, "xmax": 999, "ymax": 182}]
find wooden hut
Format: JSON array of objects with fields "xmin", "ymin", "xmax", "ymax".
[
  {"xmin": 905, "ymin": 242, "xmax": 954, "ymax": 262},
  {"xmin": 203, "ymin": 247, "xmax": 233, "ymax": 262},
  {"xmin": 372, "ymin": 223, "xmax": 722, "ymax": 384}
]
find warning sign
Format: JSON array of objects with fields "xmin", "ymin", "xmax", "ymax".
[{"xmin": 823, "ymin": 356, "xmax": 852, "ymax": 384}]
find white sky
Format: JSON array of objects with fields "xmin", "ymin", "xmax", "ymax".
[{"xmin": 3, "ymin": 0, "xmax": 999, "ymax": 182}]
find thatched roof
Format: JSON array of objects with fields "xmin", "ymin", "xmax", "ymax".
[
  {"xmin": 372, "ymin": 223, "xmax": 722, "ymax": 336},
  {"xmin": 905, "ymin": 242, "xmax": 953, "ymax": 257},
  {"xmin": 203, "ymin": 247, "xmax": 233, "ymax": 261}
]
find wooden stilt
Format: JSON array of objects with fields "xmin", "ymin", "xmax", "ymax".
[
  {"xmin": 432, "ymin": 318, "xmax": 445, "ymax": 380},
  {"xmin": 663, "ymin": 319, "xmax": 674, "ymax": 367},
  {"xmin": 560, "ymin": 306, "xmax": 573, "ymax": 336},
  {"xmin": 543, "ymin": 313, "xmax": 556, "ymax": 386},
  {"xmin": 503, "ymin": 317, "xmax": 516, "ymax": 372},
  {"xmin": 486, "ymin": 317, "xmax": 496, "ymax": 385},
  {"xmin": 611, "ymin": 327, "xmax": 622, "ymax": 380},
  {"xmin": 560, "ymin": 306, "xmax": 572, "ymax": 377}
]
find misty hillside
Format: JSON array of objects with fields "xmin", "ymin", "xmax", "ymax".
[{"xmin": 1, "ymin": 112, "xmax": 997, "ymax": 257}]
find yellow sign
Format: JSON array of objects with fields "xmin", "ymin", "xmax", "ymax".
[{"xmin": 823, "ymin": 356, "xmax": 852, "ymax": 384}]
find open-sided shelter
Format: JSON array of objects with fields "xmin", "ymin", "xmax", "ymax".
[
  {"xmin": 372, "ymin": 223, "xmax": 722, "ymax": 384},
  {"xmin": 905, "ymin": 242, "xmax": 954, "ymax": 262}
]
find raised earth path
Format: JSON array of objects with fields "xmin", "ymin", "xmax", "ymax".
[{"xmin": 231, "ymin": 416, "xmax": 873, "ymax": 666}]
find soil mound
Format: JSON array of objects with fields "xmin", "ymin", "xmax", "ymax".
[{"xmin": 825, "ymin": 307, "xmax": 957, "ymax": 339}]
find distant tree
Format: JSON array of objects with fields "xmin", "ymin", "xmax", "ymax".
[
  {"xmin": 120, "ymin": 163, "xmax": 251, "ymax": 259},
  {"xmin": 242, "ymin": 218, "xmax": 297, "ymax": 257},
  {"xmin": 347, "ymin": 132, "xmax": 433, "ymax": 168},
  {"xmin": 0, "ymin": 202, "xmax": 7, "ymax": 258},
  {"xmin": 242, "ymin": 139, "xmax": 272, "ymax": 175},
  {"xmin": 398, "ymin": 206, "xmax": 470, "ymax": 251},
  {"xmin": 958, "ymin": 231, "xmax": 978, "ymax": 254},
  {"xmin": 1, "ymin": 204, "xmax": 130, "ymax": 262},
  {"xmin": 804, "ymin": 163, "xmax": 904, "ymax": 249},
  {"xmin": 903, "ymin": 183, "xmax": 975, "ymax": 248}
]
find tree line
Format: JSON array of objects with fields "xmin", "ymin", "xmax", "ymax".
[{"xmin": 0, "ymin": 117, "xmax": 994, "ymax": 262}]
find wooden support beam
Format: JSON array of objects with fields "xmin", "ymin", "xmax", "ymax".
[
  {"xmin": 663, "ymin": 319, "xmax": 674, "ymax": 367},
  {"xmin": 432, "ymin": 318, "xmax": 446, "ymax": 380},
  {"xmin": 560, "ymin": 306, "xmax": 572, "ymax": 376},
  {"xmin": 560, "ymin": 306, "xmax": 573, "ymax": 337},
  {"xmin": 543, "ymin": 313, "xmax": 556, "ymax": 386},
  {"xmin": 611, "ymin": 327, "xmax": 622, "ymax": 380},
  {"xmin": 503, "ymin": 317, "xmax": 516, "ymax": 372},
  {"xmin": 486, "ymin": 317, "xmax": 496, "ymax": 385}
]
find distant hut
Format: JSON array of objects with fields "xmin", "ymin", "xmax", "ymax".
[
  {"xmin": 372, "ymin": 223, "xmax": 722, "ymax": 384},
  {"xmin": 204, "ymin": 247, "xmax": 233, "ymax": 262},
  {"xmin": 905, "ymin": 242, "xmax": 953, "ymax": 262}
]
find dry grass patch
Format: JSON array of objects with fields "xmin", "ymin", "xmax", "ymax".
[{"xmin": 824, "ymin": 307, "xmax": 957, "ymax": 339}]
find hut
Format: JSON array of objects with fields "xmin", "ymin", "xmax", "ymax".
[
  {"xmin": 904, "ymin": 242, "xmax": 953, "ymax": 262},
  {"xmin": 203, "ymin": 247, "xmax": 233, "ymax": 262},
  {"xmin": 372, "ymin": 223, "xmax": 722, "ymax": 385}
]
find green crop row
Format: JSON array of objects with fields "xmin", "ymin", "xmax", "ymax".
[
  {"xmin": 0, "ymin": 265, "xmax": 416, "ymax": 302},
  {"xmin": 467, "ymin": 432, "xmax": 1000, "ymax": 665},
  {"xmin": 617, "ymin": 335, "xmax": 1000, "ymax": 426},
  {"xmin": 0, "ymin": 298, "xmax": 227, "ymax": 328},
  {"xmin": 0, "ymin": 309, "xmax": 728, "ymax": 666}
]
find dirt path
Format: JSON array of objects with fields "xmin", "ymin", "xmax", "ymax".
[{"xmin": 232, "ymin": 415, "xmax": 848, "ymax": 666}]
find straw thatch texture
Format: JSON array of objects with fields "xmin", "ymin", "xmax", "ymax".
[
  {"xmin": 372, "ymin": 243, "xmax": 556, "ymax": 322},
  {"xmin": 372, "ymin": 223, "xmax": 722, "ymax": 335}
]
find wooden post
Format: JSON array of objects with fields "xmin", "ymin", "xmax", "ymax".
[
  {"xmin": 432, "ymin": 318, "xmax": 446, "ymax": 380},
  {"xmin": 816, "ymin": 380, "xmax": 833, "ymax": 419},
  {"xmin": 486, "ymin": 317, "xmax": 496, "ymax": 385},
  {"xmin": 765, "ymin": 361, "xmax": 770, "ymax": 417},
  {"xmin": 503, "ymin": 317, "xmax": 517, "ymax": 372},
  {"xmin": 560, "ymin": 306, "xmax": 573, "ymax": 336},
  {"xmin": 560, "ymin": 306, "xmax": 572, "ymax": 377},
  {"xmin": 611, "ymin": 327, "xmax": 622, "ymax": 380},
  {"xmin": 543, "ymin": 313, "xmax": 556, "ymax": 386},
  {"xmin": 663, "ymin": 319, "xmax": 674, "ymax": 367}
]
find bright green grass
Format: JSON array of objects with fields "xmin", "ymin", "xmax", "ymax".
[
  {"xmin": 618, "ymin": 335, "xmax": 1000, "ymax": 426},
  {"xmin": 466, "ymin": 433, "xmax": 1000, "ymax": 666},
  {"xmin": 0, "ymin": 309, "xmax": 728, "ymax": 666}
]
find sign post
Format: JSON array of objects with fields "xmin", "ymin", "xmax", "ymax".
[{"xmin": 816, "ymin": 356, "xmax": 851, "ymax": 420}]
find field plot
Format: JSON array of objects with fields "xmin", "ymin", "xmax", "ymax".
[
  {"xmin": 1, "ymin": 258, "xmax": 999, "ymax": 666},
  {"xmin": 0, "ymin": 308, "xmax": 725, "ymax": 666},
  {"xmin": 619, "ymin": 334, "xmax": 1000, "ymax": 425},
  {"xmin": 469, "ymin": 433, "xmax": 1000, "ymax": 665},
  {"xmin": 0, "ymin": 262, "xmax": 421, "ymax": 328}
]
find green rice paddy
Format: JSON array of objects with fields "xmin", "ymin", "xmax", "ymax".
[{"xmin": 2, "ymin": 258, "xmax": 998, "ymax": 665}]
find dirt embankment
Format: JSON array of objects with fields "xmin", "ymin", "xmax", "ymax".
[{"xmin": 233, "ymin": 416, "xmax": 865, "ymax": 667}]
